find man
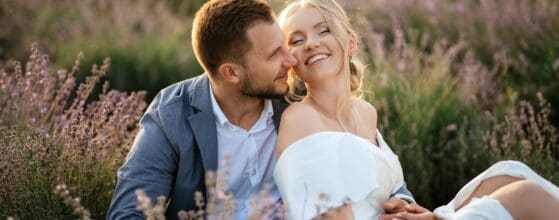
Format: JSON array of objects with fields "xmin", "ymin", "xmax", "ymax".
[{"xmin": 108, "ymin": 0, "xmax": 414, "ymax": 219}]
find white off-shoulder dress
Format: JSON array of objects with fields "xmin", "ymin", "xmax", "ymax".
[
  {"xmin": 273, "ymin": 131, "xmax": 405, "ymax": 219},
  {"xmin": 433, "ymin": 160, "xmax": 559, "ymax": 219},
  {"xmin": 273, "ymin": 131, "xmax": 559, "ymax": 220}
]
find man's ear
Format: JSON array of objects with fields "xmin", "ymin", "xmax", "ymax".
[
  {"xmin": 348, "ymin": 34, "xmax": 357, "ymax": 58},
  {"xmin": 217, "ymin": 63, "xmax": 242, "ymax": 84}
]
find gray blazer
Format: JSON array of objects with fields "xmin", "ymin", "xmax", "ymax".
[{"xmin": 107, "ymin": 74, "xmax": 414, "ymax": 220}]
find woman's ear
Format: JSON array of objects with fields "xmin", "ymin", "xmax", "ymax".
[
  {"xmin": 348, "ymin": 34, "xmax": 357, "ymax": 58},
  {"xmin": 217, "ymin": 63, "xmax": 242, "ymax": 84}
]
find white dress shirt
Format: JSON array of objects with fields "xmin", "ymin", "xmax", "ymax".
[{"xmin": 209, "ymin": 86, "xmax": 280, "ymax": 219}]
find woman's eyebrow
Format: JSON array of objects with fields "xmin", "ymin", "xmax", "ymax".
[
  {"xmin": 313, "ymin": 21, "xmax": 327, "ymax": 29},
  {"xmin": 287, "ymin": 21, "xmax": 327, "ymax": 37}
]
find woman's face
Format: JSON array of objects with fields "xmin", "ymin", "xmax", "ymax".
[{"xmin": 283, "ymin": 6, "xmax": 346, "ymax": 84}]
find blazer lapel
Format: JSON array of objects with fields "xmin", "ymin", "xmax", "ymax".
[
  {"xmin": 271, "ymin": 99, "xmax": 289, "ymax": 132},
  {"xmin": 187, "ymin": 75, "xmax": 218, "ymax": 172}
]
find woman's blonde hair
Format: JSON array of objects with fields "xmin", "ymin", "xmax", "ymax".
[{"xmin": 278, "ymin": 0, "xmax": 365, "ymax": 103}]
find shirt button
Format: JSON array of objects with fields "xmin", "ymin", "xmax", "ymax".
[{"xmin": 251, "ymin": 170, "xmax": 256, "ymax": 176}]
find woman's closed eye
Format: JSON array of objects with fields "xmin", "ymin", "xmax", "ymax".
[
  {"xmin": 289, "ymin": 30, "xmax": 329, "ymax": 46},
  {"xmin": 288, "ymin": 26, "xmax": 329, "ymax": 46},
  {"xmin": 289, "ymin": 37, "xmax": 304, "ymax": 46}
]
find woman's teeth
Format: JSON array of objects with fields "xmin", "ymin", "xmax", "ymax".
[{"xmin": 307, "ymin": 54, "xmax": 329, "ymax": 65}]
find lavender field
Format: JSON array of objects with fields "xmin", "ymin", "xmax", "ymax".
[{"xmin": 1, "ymin": 0, "xmax": 558, "ymax": 219}]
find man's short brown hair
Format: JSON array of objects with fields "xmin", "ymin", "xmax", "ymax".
[{"xmin": 192, "ymin": 0, "xmax": 275, "ymax": 78}]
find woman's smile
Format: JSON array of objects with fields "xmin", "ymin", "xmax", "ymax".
[{"xmin": 306, "ymin": 53, "xmax": 331, "ymax": 65}]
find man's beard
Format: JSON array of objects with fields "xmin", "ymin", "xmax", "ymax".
[{"xmin": 240, "ymin": 73, "xmax": 288, "ymax": 99}]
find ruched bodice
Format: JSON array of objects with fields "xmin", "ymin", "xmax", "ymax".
[{"xmin": 273, "ymin": 131, "xmax": 404, "ymax": 220}]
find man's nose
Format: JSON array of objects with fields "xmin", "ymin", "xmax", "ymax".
[{"xmin": 283, "ymin": 50, "xmax": 297, "ymax": 67}]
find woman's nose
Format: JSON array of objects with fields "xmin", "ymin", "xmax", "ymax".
[{"xmin": 305, "ymin": 37, "xmax": 320, "ymax": 50}]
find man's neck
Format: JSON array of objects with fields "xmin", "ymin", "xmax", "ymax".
[{"xmin": 211, "ymin": 82, "xmax": 264, "ymax": 131}]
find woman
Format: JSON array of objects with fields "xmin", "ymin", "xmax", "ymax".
[
  {"xmin": 275, "ymin": 0, "xmax": 404, "ymax": 218},
  {"xmin": 272, "ymin": 0, "xmax": 559, "ymax": 219}
]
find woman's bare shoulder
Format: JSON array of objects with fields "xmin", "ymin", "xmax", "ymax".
[
  {"xmin": 352, "ymin": 99, "xmax": 379, "ymax": 140},
  {"xmin": 353, "ymin": 99, "xmax": 377, "ymax": 119},
  {"xmin": 276, "ymin": 102, "xmax": 321, "ymax": 156},
  {"xmin": 282, "ymin": 101, "xmax": 318, "ymax": 120}
]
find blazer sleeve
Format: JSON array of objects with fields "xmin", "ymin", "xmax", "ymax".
[
  {"xmin": 107, "ymin": 95, "xmax": 179, "ymax": 220},
  {"xmin": 390, "ymin": 182, "xmax": 416, "ymax": 203}
]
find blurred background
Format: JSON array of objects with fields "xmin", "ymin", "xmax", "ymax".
[{"xmin": 0, "ymin": 0, "xmax": 558, "ymax": 218}]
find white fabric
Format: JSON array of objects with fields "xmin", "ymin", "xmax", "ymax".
[
  {"xmin": 434, "ymin": 160, "xmax": 559, "ymax": 220},
  {"xmin": 209, "ymin": 85, "xmax": 280, "ymax": 220},
  {"xmin": 274, "ymin": 130, "xmax": 559, "ymax": 220},
  {"xmin": 450, "ymin": 196, "xmax": 513, "ymax": 220},
  {"xmin": 273, "ymin": 131, "xmax": 404, "ymax": 220}
]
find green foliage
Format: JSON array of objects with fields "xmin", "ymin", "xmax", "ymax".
[
  {"xmin": 356, "ymin": 21, "xmax": 559, "ymax": 207},
  {"xmin": 343, "ymin": 0, "xmax": 559, "ymax": 125},
  {"xmin": 360, "ymin": 36, "xmax": 492, "ymax": 208},
  {"xmin": 165, "ymin": 0, "xmax": 205, "ymax": 17},
  {"xmin": 368, "ymin": 74, "xmax": 493, "ymax": 208},
  {"xmin": 0, "ymin": 0, "xmax": 201, "ymax": 101},
  {"xmin": 56, "ymin": 35, "xmax": 202, "ymax": 101}
]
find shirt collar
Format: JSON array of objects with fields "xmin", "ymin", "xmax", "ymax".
[{"xmin": 209, "ymin": 83, "xmax": 274, "ymax": 128}]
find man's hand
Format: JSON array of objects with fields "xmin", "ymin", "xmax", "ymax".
[
  {"xmin": 380, "ymin": 197, "xmax": 410, "ymax": 220},
  {"xmin": 384, "ymin": 197, "xmax": 410, "ymax": 213},
  {"xmin": 381, "ymin": 203, "xmax": 437, "ymax": 220}
]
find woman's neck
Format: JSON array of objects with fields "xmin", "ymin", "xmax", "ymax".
[{"xmin": 305, "ymin": 75, "xmax": 351, "ymax": 114}]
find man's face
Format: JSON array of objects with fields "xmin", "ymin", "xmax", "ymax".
[{"xmin": 239, "ymin": 22, "xmax": 297, "ymax": 99}]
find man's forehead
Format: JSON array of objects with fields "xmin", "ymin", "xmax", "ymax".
[{"xmin": 246, "ymin": 22, "xmax": 283, "ymax": 52}]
